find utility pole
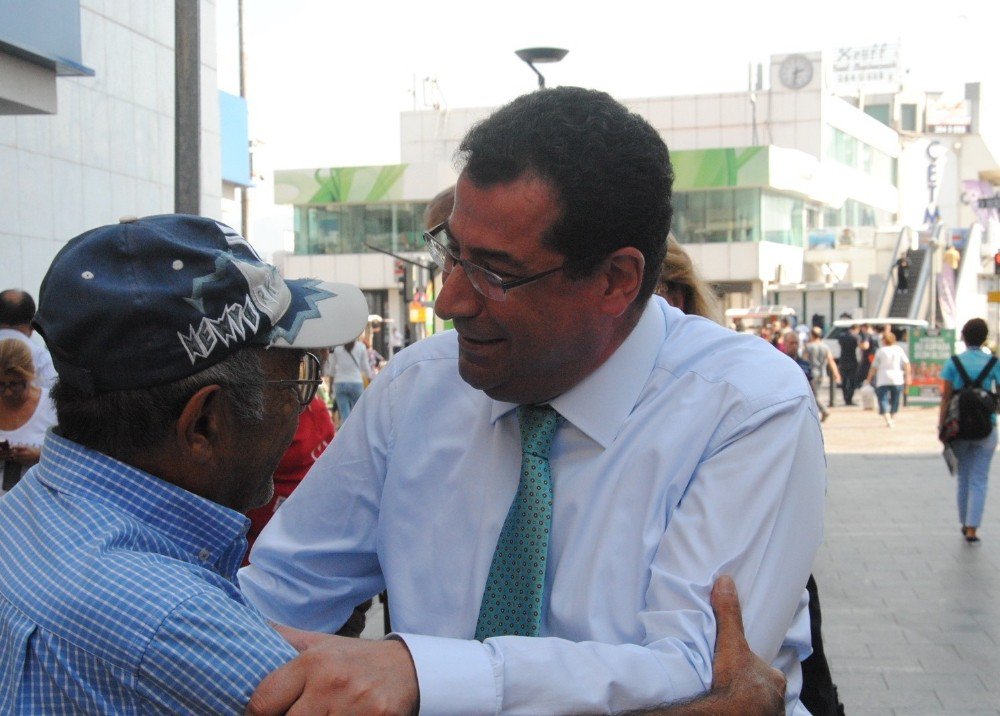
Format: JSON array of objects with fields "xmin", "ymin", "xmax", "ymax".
[
  {"xmin": 174, "ymin": 0, "xmax": 201, "ymax": 214},
  {"xmin": 238, "ymin": 0, "xmax": 250, "ymax": 239}
]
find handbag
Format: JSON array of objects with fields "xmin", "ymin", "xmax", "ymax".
[
  {"xmin": 347, "ymin": 348, "xmax": 371, "ymax": 388},
  {"xmin": 859, "ymin": 382, "xmax": 876, "ymax": 410}
]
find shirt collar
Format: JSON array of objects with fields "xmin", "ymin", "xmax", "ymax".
[
  {"xmin": 489, "ymin": 298, "xmax": 665, "ymax": 448},
  {"xmin": 35, "ymin": 429, "xmax": 250, "ymax": 576}
]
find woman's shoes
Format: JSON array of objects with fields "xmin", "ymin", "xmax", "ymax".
[{"xmin": 963, "ymin": 526, "xmax": 981, "ymax": 543}]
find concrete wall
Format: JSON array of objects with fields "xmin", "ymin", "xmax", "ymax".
[{"xmin": 0, "ymin": 0, "xmax": 222, "ymax": 298}]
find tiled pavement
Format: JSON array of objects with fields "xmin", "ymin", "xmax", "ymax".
[
  {"xmin": 817, "ymin": 399, "xmax": 1000, "ymax": 715},
  {"xmin": 363, "ymin": 392, "xmax": 1000, "ymax": 713}
]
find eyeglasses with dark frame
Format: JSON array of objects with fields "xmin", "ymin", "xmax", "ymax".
[
  {"xmin": 264, "ymin": 351, "xmax": 323, "ymax": 413},
  {"xmin": 423, "ymin": 222, "xmax": 567, "ymax": 302}
]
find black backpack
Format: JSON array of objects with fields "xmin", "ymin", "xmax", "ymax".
[{"xmin": 939, "ymin": 356, "xmax": 998, "ymax": 442}]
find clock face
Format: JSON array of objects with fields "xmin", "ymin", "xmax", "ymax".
[{"xmin": 779, "ymin": 54, "xmax": 813, "ymax": 90}]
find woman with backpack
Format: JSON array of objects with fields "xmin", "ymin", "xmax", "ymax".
[{"xmin": 938, "ymin": 318, "xmax": 1000, "ymax": 543}]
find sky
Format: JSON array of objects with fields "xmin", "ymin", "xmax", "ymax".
[
  {"xmin": 217, "ymin": 0, "xmax": 1000, "ymax": 254},
  {"xmin": 225, "ymin": 0, "xmax": 998, "ymax": 169}
]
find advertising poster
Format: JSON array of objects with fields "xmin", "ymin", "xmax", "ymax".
[{"xmin": 908, "ymin": 328, "xmax": 955, "ymax": 404}]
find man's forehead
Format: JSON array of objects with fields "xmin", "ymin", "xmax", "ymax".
[
  {"xmin": 452, "ymin": 173, "xmax": 559, "ymax": 231},
  {"xmin": 455, "ymin": 170, "xmax": 558, "ymax": 209}
]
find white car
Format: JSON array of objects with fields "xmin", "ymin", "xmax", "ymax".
[{"xmin": 823, "ymin": 318, "xmax": 929, "ymax": 360}]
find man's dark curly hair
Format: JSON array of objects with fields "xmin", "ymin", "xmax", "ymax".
[
  {"xmin": 961, "ymin": 317, "xmax": 989, "ymax": 347},
  {"xmin": 457, "ymin": 87, "xmax": 673, "ymax": 304}
]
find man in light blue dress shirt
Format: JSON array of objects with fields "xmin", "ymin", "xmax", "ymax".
[
  {"xmin": 0, "ymin": 215, "xmax": 369, "ymax": 712},
  {"xmin": 242, "ymin": 88, "xmax": 825, "ymax": 715}
]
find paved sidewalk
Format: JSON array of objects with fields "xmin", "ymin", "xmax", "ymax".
[{"xmin": 816, "ymin": 401, "xmax": 1000, "ymax": 714}]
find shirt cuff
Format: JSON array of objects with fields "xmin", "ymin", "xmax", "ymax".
[{"xmin": 392, "ymin": 632, "xmax": 498, "ymax": 715}]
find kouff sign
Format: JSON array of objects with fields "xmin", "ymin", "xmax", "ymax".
[{"xmin": 830, "ymin": 43, "xmax": 901, "ymax": 93}]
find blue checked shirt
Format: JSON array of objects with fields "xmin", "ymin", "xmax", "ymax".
[{"xmin": 0, "ymin": 430, "xmax": 297, "ymax": 714}]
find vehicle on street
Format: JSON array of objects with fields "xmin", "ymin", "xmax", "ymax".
[
  {"xmin": 725, "ymin": 305, "xmax": 798, "ymax": 334},
  {"xmin": 823, "ymin": 318, "xmax": 929, "ymax": 360}
]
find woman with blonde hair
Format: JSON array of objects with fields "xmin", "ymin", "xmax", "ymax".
[
  {"xmin": 867, "ymin": 330, "xmax": 911, "ymax": 427},
  {"xmin": 657, "ymin": 235, "xmax": 721, "ymax": 322},
  {"xmin": 0, "ymin": 338, "xmax": 57, "ymax": 493}
]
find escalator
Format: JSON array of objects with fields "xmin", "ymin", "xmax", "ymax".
[
  {"xmin": 876, "ymin": 224, "xmax": 979, "ymax": 328},
  {"xmin": 887, "ymin": 248, "xmax": 926, "ymax": 318}
]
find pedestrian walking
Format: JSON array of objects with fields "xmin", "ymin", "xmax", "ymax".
[
  {"xmin": 803, "ymin": 327, "xmax": 841, "ymax": 422},
  {"xmin": 837, "ymin": 325, "xmax": 861, "ymax": 405},
  {"xmin": 329, "ymin": 337, "xmax": 372, "ymax": 424},
  {"xmin": 867, "ymin": 331, "xmax": 911, "ymax": 427},
  {"xmin": 857, "ymin": 323, "xmax": 879, "ymax": 385},
  {"xmin": 938, "ymin": 318, "xmax": 1000, "ymax": 543}
]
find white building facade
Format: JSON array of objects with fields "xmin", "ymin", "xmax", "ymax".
[
  {"xmin": 274, "ymin": 48, "xmax": 999, "ymax": 338},
  {"xmin": 1, "ymin": 0, "xmax": 234, "ymax": 298}
]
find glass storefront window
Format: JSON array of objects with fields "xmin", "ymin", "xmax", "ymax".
[
  {"xmin": 761, "ymin": 193, "xmax": 804, "ymax": 246},
  {"xmin": 823, "ymin": 125, "xmax": 897, "ymax": 186},
  {"xmin": 733, "ymin": 190, "xmax": 760, "ymax": 243},
  {"xmin": 864, "ymin": 104, "xmax": 891, "ymax": 126},
  {"xmin": 704, "ymin": 191, "xmax": 733, "ymax": 243},
  {"xmin": 293, "ymin": 202, "xmax": 430, "ymax": 255},
  {"xmin": 673, "ymin": 189, "xmax": 761, "ymax": 245},
  {"xmin": 820, "ymin": 200, "xmax": 893, "ymax": 230}
]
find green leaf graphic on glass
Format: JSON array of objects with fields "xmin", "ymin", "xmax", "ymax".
[
  {"xmin": 309, "ymin": 167, "xmax": 358, "ymax": 203},
  {"xmin": 307, "ymin": 165, "xmax": 407, "ymax": 203},
  {"xmin": 368, "ymin": 165, "xmax": 407, "ymax": 201},
  {"xmin": 673, "ymin": 147, "xmax": 765, "ymax": 189}
]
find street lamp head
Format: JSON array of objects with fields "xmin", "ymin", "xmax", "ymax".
[{"xmin": 514, "ymin": 47, "xmax": 569, "ymax": 88}]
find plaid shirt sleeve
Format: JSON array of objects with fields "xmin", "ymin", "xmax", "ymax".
[{"xmin": 135, "ymin": 592, "xmax": 298, "ymax": 714}]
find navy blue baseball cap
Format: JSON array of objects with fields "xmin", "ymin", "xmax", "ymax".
[{"xmin": 33, "ymin": 214, "xmax": 369, "ymax": 395}]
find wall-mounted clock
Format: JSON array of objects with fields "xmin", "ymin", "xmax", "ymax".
[{"xmin": 779, "ymin": 54, "xmax": 813, "ymax": 90}]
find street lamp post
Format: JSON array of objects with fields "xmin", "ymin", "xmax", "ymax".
[{"xmin": 514, "ymin": 47, "xmax": 568, "ymax": 88}]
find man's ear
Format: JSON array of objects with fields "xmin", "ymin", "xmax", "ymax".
[
  {"xmin": 598, "ymin": 247, "xmax": 645, "ymax": 318},
  {"xmin": 175, "ymin": 385, "xmax": 225, "ymax": 463}
]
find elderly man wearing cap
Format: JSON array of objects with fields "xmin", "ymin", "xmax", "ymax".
[{"xmin": 0, "ymin": 215, "xmax": 369, "ymax": 713}]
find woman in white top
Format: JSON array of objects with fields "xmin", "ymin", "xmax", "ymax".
[
  {"xmin": 0, "ymin": 338, "xmax": 57, "ymax": 493},
  {"xmin": 866, "ymin": 330, "xmax": 912, "ymax": 427},
  {"xmin": 329, "ymin": 338, "xmax": 373, "ymax": 424}
]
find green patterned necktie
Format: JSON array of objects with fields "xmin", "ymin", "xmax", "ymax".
[{"xmin": 475, "ymin": 404, "xmax": 562, "ymax": 640}]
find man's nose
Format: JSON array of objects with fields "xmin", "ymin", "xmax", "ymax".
[{"xmin": 433, "ymin": 265, "xmax": 483, "ymax": 321}]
